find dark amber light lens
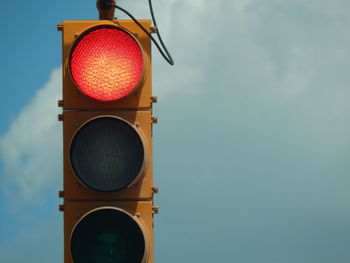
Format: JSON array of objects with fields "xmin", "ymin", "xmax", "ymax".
[
  {"xmin": 70, "ymin": 27, "xmax": 144, "ymax": 101},
  {"xmin": 70, "ymin": 117, "xmax": 145, "ymax": 192}
]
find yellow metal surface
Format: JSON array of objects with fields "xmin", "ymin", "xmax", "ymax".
[{"xmin": 59, "ymin": 19, "xmax": 155, "ymax": 263}]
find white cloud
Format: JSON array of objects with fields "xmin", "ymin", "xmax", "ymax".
[{"xmin": 0, "ymin": 68, "xmax": 62, "ymax": 204}]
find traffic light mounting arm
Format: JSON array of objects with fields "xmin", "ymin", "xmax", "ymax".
[{"xmin": 96, "ymin": 0, "xmax": 116, "ymax": 20}]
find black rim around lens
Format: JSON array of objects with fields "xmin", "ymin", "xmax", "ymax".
[
  {"xmin": 71, "ymin": 208, "xmax": 146, "ymax": 263},
  {"xmin": 70, "ymin": 117, "xmax": 145, "ymax": 192}
]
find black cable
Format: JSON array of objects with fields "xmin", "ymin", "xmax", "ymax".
[
  {"xmin": 147, "ymin": 0, "xmax": 174, "ymax": 65},
  {"xmin": 110, "ymin": 2, "xmax": 174, "ymax": 65}
]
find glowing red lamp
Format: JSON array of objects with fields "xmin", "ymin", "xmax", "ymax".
[{"xmin": 70, "ymin": 26, "xmax": 144, "ymax": 102}]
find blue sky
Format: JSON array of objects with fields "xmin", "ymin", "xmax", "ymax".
[{"xmin": 1, "ymin": 0, "xmax": 350, "ymax": 262}]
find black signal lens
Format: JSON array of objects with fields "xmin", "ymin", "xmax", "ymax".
[
  {"xmin": 70, "ymin": 208, "xmax": 146, "ymax": 263},
  {"xmin": 70, "ymin": 116, "xmax": 145, "ymax": 192}
]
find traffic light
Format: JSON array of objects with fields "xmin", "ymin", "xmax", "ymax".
[{"xmin": 58, "ymin": 19, "xmax": 157, "ymax": 263}]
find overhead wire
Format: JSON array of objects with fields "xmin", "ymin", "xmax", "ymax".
[{"xmin": 109, "ymin": 1, "xmax": 174, "ymax": 65}]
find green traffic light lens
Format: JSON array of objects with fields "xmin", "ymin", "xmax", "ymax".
[{"xmin": 70, "ymin": 208, "xmax": 146, "ymax": 263}]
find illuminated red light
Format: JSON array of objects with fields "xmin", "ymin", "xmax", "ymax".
[{"xmin": 70, "ymin": 27, "xmax": 144, "ymax": 102}]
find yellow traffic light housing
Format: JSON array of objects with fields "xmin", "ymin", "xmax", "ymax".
[{"xmin": 58, "ymin": 19, "xmax": 156, "ymax": 263}]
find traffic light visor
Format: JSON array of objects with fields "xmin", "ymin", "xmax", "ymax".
[
  {"xmin": 69, "ymin": 116, "xmax": 147, "ymax": 192},
  {"xmin": 69, "ymin": 25, "xmax": 144, "ymax": 102},
  {"xmin": 70, "ymin": 207, "xmax": 148, "ymax": 263}
]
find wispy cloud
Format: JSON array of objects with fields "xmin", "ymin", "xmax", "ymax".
[{"xmin": 0, "ymin": 68, "xmax": 62, "ymax": 204}]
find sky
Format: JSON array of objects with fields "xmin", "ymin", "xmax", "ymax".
[{"xmin": 1, "ymin": 0, "xmax": 350, "ymax": 262}]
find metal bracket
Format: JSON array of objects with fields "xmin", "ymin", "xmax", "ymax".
[
  {"xmin": 151, "ymin": 116, "xmax": 158, "ymax": 124},
  {"xmin": 152, "ymin": 186, "xmax": 159, "ymax": 194},
  {"xmin": 152, "ymin": 206, "xmax": 159, "ymax": 214},
  {"xmin": 151, "ymin": 96, "xmax": 158, "ymax": 103},
  {"xmin": 59, "ymin": 204, "xmax": 65, "ymax": 212}
]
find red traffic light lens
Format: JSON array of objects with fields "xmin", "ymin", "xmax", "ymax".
[{"xmin": 70, "ymin": 26, "xmax": 144, "ymax": 102}]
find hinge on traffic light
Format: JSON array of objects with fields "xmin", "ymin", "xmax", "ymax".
[
  {"xmin": 57, "ymin": 24, "xmax": 63, "ymax": 31},
  {"xmin": 151, "ymin": 116, "xmax": 158, "ymax": 124},
  {"xmin": 58, "ymin": 191, "xmax": 64, "ymax": 198},
  {"xmin": 58, "ymin": 114, "xmax": 64, "ymax": 121},
  {"xmin": 57, "ymin": 100, "xmax": 64, "ymax": 107},
  {"xmin": 59, "ymin": 204, "xmax": 65, "ymax": 212},
  {"xmin": 152, "ymin": 186, "xmax": 159, "ymax": 194},
  {"xmin": 151, "ymin": 96, "xmax": 158, "ymax": 103},
  {"xmin": 152, "ymin": 206, "xmax": 159, "ymax": 214}
]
